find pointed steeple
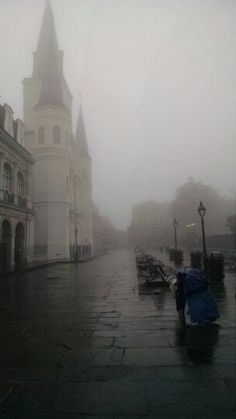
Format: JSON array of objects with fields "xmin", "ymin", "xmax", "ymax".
[
  {"xmin": 34, "ymin": 0, "xmax": 65, "ymax": 109},
  {"xmin": 75, "ymin": 107, "xmax": 91, "ymax": 159},
  {"xmin": 37, "ymin": 0, "xmax": 58, "ymax": 52},
  {"xmin": 37, "ymin": 47, "xmax": 65, "ymax": 108},
  {"xmin": 33, "ymin": 0, "xmax": 62, "ymax": 79}
]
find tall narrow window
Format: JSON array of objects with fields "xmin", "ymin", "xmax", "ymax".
[
  {"xmin": 38, "ymin": 126, "xmax": 45, "ymax": 144},
  {"xmin": 17, "ymin": 172, "xmax": 24, "ymax": 196},
  {"xmin": 3, "ymin": 163, "xmax": 12, "ymax": 192},
  {"xmin": 53, "ymin": 126, "xmax": 61, "ymax": 144}
]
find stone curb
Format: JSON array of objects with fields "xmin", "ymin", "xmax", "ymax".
[{"xmin": 0, "ymin": 252, "xmax": 106, "ymax": 279}]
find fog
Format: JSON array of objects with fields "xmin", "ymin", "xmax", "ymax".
[{"xmin": 1, "ymin": 0, "xmax": 235, "ymax": 228}]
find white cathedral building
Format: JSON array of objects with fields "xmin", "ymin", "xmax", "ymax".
[{"xmin": 23, "ymin": 0, "xmax": 93, "ymax": 261}]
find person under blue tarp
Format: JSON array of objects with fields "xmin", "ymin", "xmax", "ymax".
[{"xmin": 176, "ymin": 268, "xmax": 220, "ymax": 326}]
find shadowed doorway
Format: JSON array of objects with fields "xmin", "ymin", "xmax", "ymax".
[
  {"xmin": 1, "ymin": 220, "xmax": 12, "ymax": 272},
  {"xmin": 15, "ymin": 222, "xmax": 24, "ymax": 268}
]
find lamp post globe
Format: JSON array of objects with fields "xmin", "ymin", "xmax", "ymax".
[
  {"xmin": 172, "ymin": 218, "xmax": 178, "ymax": 249},
  {"xmin": 197, "ymin": 201, "xmax": 207, "ymax": 264},
  {"xmin": 75, "ymin": 226, "xmax": 78, "ymax": 262},
  {"xmin": 198, "ymin": 201, "xmax": 206, "ymax": 218}
]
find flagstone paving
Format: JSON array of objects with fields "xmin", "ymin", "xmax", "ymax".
[{"xmin": 0, "ymin": 249, "xmax": 235, "ymax": 418}]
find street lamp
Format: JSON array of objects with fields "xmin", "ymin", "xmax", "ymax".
[
  {"xmin": 172, "ymin": 218, "xmax": 178, "ymax": 249},
  {"xmin": 198, "ymin": 201, "xmax": 207, "ymax": 259},
  {"xmin": 75, "ymin": 226, "xmax": 78, "ymax": 262},
  {"xmin": 186, "ymin": 223, "xmax": 196, "ymax": 248}
]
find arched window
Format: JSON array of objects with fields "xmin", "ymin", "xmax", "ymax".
[
  {"xmin": 53, "ymin": 126, "xmax": 61, "ymax": 144},
  {"xmin": 3, "ymin": 163, "xmax": 12, "ymax": 191},
  {"xmin": 38, "ymin": 127, "xmax": 45, "ymax": 144},
  {"xmin": 17, "ymin": 172, "xmax": 24, "ymax": 196}
]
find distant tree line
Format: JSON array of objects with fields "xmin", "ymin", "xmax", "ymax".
[
  {"xmin": 225, "ymin": 214, "xmax": 236, "ymax": 234},
  {"xmin": 128, "ymin": 179, "xmax": 235, "ymax": 249},
  {"xmin": 170, "ymin": 179, "xmax": 235, "ymax": 238}
]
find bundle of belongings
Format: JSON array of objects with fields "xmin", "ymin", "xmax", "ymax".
[{"xmin": 175, "ymin": 268, "xmax": 220, "ymax": 326}]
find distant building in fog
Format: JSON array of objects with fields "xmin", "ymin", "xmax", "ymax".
[
  {"xmin": 127, "ymin": 201, "xmax": 171, "ymax": 248},
  {"xmin": 93, "ymin": 205, "xmax": 127, "ymax": 254},
  {"xmin": 22, "ymin": 0, "xmax": 93, "ymax": 261},
  {"xmin": 0, "ymin": 103, "xmax": 34, "ymax": 271}
]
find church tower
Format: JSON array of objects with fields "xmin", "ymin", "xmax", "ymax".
[
  {"xmin": 73, "ymin": 108, "xmax": 93, "ymax": 258},
  {"xmin": 22, "ymin": 0, "xmax": 93, "ymax": 260}
]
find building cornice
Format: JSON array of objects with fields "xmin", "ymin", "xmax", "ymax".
[
  {"xmin": 32, "ymin": 149, "xmax": 70, "ymax": 161},
  {"xmin": 0, "ymin": 201, "xmax": 34, "ymax": 216},
  {"xmin": 0, "ymin": 127, "xmax": 34, "ymax": 164},
  {"xmin": 33, "ymin": 201, "xmax": 70, "ymax": 207},
  {"xmin": 34, "ymin": 103, "xmax": 70, "ymax": 117}
]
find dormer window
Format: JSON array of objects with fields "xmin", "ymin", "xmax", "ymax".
[
  {"xmin": 38, "ymin": 126, "xmax": 45, "ymax": 144},
  {"xmin": 15, "ymin": 119, "xmax": 24, "ymax": 145},
  {"xmin": 53, "ymin": 126, "xmax": 60, "ymax": 144},
  {"xmin": 3, "ymin": 104, "xmax": 14, "ymax": 137}
]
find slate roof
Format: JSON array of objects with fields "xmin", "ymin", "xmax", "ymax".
[{"xmin": 0, "ymin": 105, "xmax": 5, "ymax": 129}]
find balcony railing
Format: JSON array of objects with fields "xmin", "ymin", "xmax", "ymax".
[
  {"xmin": 16, "ymin": 195, "xmax": 27, "ymax": 208},
  {"xmin": 0, "ymin": 189, "xmax": 28, "ymax": 208},
  {"xmin": 2, "ymin": 190, "xmax": 14, "ymax": 203}
]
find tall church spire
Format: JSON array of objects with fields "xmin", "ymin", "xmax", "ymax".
[
  {"xmin": 75, "ymin": 107, "xmax": 91, "ymax": 159},
  {"xmin": 37, "ymin": 47, "xmax": 65, "ymax": 108},
  {"xmin": 33, "ymin": 0, "xmax": 62, "ymax": 79},
  {"xmin": 34, "ymin": 0, "xmax": 65, "ymax": 108}
]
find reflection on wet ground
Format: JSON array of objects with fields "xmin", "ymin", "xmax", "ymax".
[
  {"xmin": 138, "ymin": 277, "xmax": 222, "ymax": 366},
  {"xmin": 175, "ymin": 323, "xmax": 220, "ymax": 365},
  {"xmin": 0, "ymin": 249, "xmax": 235, "ymax": 417},
  {"xmin": 138, "ymin": 260, "xmax": 235, "ymax": 352}
]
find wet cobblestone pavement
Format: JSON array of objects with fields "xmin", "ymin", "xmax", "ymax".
[{"xmin": 0, "ymin": 249, "xmax": 235, "ymax": 418}]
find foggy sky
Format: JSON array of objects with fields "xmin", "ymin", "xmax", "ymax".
[{"xmin": 0, "ymin": 0, "xmax": 236, "ymax": 228}]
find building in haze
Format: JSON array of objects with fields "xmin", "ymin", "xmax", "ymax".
[
  {"xmin": 92, "ymin": 205, "xmax": 127, "ymax": 254},
  {"xmin": 22, "ymin": 0, "xmax": 93, "ymax": 261},
  {"xmin": 0, "ymin": 103, "xmax": 34, "ymax": 271},
  {"xmin": 127, "ymin": 201, "xmax": 171, "ymax": 249}
]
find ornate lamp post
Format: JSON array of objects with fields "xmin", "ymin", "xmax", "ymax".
[
  {"xmin": 172, "ymin": 218, "xmax": 178, "ymax": 249},
  {"xmin": 186, "ymin": 222, "xmax": 196, "ymax": 249},
  {"xmin": 75, "ymin": 226, "xmax": 78, "ymax": 262},
  {"xmin": 198, "ymin": 201, "xmax": 207, "ymax": 262}
]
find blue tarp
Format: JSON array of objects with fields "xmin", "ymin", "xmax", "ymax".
[{"xmin": 177, "ymin": 269, "xmax": 220, "ymax": 325}]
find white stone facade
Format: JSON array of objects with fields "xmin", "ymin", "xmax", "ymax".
[
  {"xmin": 0, "ymin": 104, "xmax": 34, "ymax": 271},
  {"xmin": 22, "ymin": 0, "xmax": 93, "ymax": 261}
]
